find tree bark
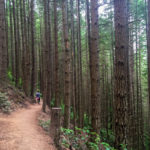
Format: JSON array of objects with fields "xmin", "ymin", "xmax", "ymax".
[
  {"xmin": 114, "ymin": 0, "xmax": 128, "ymax": 148},
  {"xmin": 0, "ymin": 0, "xmax": 7, "ymax": 81},
  {"xmin": 147, "ymin": 0, "xmax": 150, "ymax": 146},
  {"xmin": 76, "ymin": 0, "xmax": 83, "ymax": 128},
  {"xmin": 90, "ymin": 0, "xmax": 101, "ymax": 134},
  {"xmin": 62, "ymin": 0, "xmax": 71, "ymax": 128},
  {"xmin": 12, "ymin": 0, "xmax": 19, "ymax": 87},
  {"xmin": 54, "ymin": 0, "xmax": 59, "ymax": 107},
  {"xmin": 30, "ymin": 0, "xmax": 36, "ymax": 98},
  {"xmin": 9, "ymin": 0, "xmax": 15, "ymax": 79}
]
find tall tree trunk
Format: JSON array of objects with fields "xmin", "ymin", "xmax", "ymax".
[
  {"xmin": 42, "ymin": 0, "xmax": 48, "ymax": 112},
  {"xmin": 16, "ymin": 0, "xmax": 21, "ymax": 84},
  {"xmin": 110, "ymin": 5, "xmax": 114, "ymax": 131},
  {"xmin": 90, "ymin": 0, "xmax": 100, "ymax": 134},
  {"xmin": 126, "ymin": 1, "xmax": 133, "ymax": 149},
  {"xmin": 54, "ymin": 0, "xmax": 59, "ymax": 107},
  {"xmin": 86, "ymin": 0, "xmax": 91, "ymax": 120},
  {"xmin": 20, "ymin": 0, "xmax": 25, "ymax": 81},
  {"xmin": 114, "ymin": 0, "xmax": 128, "ymax": 149},
  {"xmin": 135, "ymin": 1, "xmax": 140, "ymax": 149},
  {"xmin": 147, "ymin": 0, "xmax": 150, "ymax": 146},
  {"xmin": 9, "ymin": 0, "xmax": 15, "ymax": 79},
  {"xmin": 12, "ymin": 0, "xmax": 19, "ymax": 87},
  {"xmin": 0, "ymin": 0, "xmax": 7, "ymax": 81},
  {"xmin": 46, "ymin": 0, "xmax": 52, "ymax": 108},
  {"xmin": 138, "ymin": 38, "xmax": 144, "ymax": 149},
  {"xmin": 5, "ymin": 2, "xmax": 9, "ymax": 69},
  {"xmin": 128, "ymin": 7, "xmax": 136, "ymax": 148},
  {"xmin": 70, "ymin": 0, "xmax": 77, "ymax": 129},
  {"xmin": 23, "ymin": 0, "xmax": 30, "ymax": 96},
  {"xmin": 62, "ymin": 0, "xmax": 71, "ymax": 128},
  {"xmin": 76, "ymin": 0, "xmax": 83, "ymax": 128},
  {"xmin": 30, "ymin": 0, "xmax": 35, "ymax": 97}
]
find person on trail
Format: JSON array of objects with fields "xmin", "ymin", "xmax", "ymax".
[{"xmin": 35, "ymin": 90, "xmax": 41, "ymax": 104}]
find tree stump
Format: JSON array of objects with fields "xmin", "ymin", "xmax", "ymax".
[{"xmin": 50, "ymin": 107, "xmax": 61, "ymax": 148}]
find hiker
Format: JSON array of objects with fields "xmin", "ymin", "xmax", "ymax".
[{"xmin": 35, "ymin": 90, "xmax": 40, "ymax": 104}]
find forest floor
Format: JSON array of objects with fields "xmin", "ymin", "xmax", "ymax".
[{"xmin": 0, "ymin": 104, "xmax": 56, "ymax": 150}]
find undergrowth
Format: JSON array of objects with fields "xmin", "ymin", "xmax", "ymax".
[
  {"xmin": 39, "ymin": 119, "xmax": 50, "ymax": 131},
  {"xmin": 0, "ymin": 92, "xmax": 11, "ymax": 113},
  {"xmin": 60, "ymin": 127, "xmax": 116, "ymax": 150},
  {"xmin": 38, "ymin": 114, "xmax": 128, "ymax": 150}
]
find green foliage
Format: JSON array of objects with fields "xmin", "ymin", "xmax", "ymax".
[
  {"xmin": 61, "ymin": 138, "xmax": 70, "ymax": 148},
  {"xmin": 70, "ymin": 110, "xmax": 74, "ymax": 120},
  {"xmin": 7, "ymin": 71, "xmax": 13, "ymax": 81},
  {"xmin": 88, "ymin": 142, "xmax": 99, "ymax": 150},
  {"xmin": 60, "ymin": 127, "xmax": 85, "ymax": 149},
  {"xmin": 61, "ymin": 128, "xmax": 74, "ymax": 135},
  {"xmin": 60, "ymin": 127, "xmax": 116, "ymax": 150},
  {"xmin": 84, "ymin": 113, "xmax": 90, "ymax": 127},
  {"xmin": 19, "ymin": 78, "xmax": 22, "ymax": 87},
  {"xmin": 120, "ymin": 144, "xmax": 127, "ymax": 150},
  {"xmin": 61, "ymin": 103, "xmax": 65, "ymax": 115},
  {"xmin": 0, "ymin": 92, "xmax": 11, "ymax": 113},
  {"xmin": 100, "ymin": 128, "xmax": 115, "ymax": 146},
  {"xmin": 50, "ymin": 98, "xmax": 55, "ymax": 107},
  {"xmin": 101, "ymin": 142, "xmax": 116, "ymax": 150},
  {"xmin": 144, "ymin": 132, "xmax": 150, "ymax": 150},
  {"xmin": 39, "ymin": 120, "xmax": 50, "ymax": 131}
]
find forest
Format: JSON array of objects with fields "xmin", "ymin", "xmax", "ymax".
[{"xmin": 0, "ymin": 0, "xmax": 150, "ymax": 150}]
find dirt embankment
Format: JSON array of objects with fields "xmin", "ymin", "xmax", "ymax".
[{"xmin": 0, "ymin": 82, "xmax": 30, "ymax": 114}]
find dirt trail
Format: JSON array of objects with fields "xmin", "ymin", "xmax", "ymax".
[{"xmin": 0, "ymin": 104, "xmax": 56, "ymax": 150}]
